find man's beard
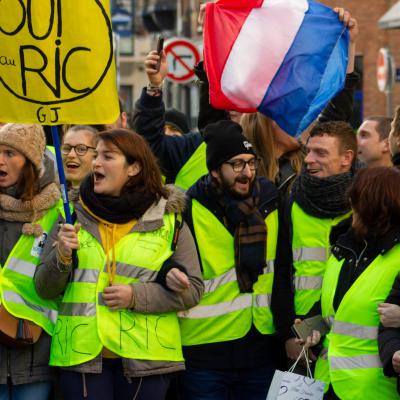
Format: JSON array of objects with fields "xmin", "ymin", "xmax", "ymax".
[{"xmin": 220, "ymin": 174, "xmax": 254, "ymax": 200}]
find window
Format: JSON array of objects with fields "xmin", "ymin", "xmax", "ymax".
[
  {"xmin": 119, "ymin": 85, "xmax": 133, "ymax": 113},
  {"xmin": 110, "ymin": 0, "xmax": 134, "ymax": 55}
]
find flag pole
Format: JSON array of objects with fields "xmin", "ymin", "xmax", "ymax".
[{"xmin": 50, "ymin": 125, "xmax": 72, "ymax": 224}]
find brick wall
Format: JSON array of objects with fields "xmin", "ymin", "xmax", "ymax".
[{"xmin": 321, "ymin": 0, "xmax": 400, "ymax": 118}]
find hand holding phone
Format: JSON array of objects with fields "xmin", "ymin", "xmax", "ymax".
[
  {"xmin": 292, "ymin": 315, "xmax": 329, "ymax": 342},
  {"xmin": 155, "ymin": 36, "xmax": 164, "ymax": 72}
]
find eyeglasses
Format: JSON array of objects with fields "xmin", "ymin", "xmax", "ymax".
[
  {"xmin": 61, "ymin": 144, "xmax": 96, "ymax": 156},
  {"xmin": 223, "ymin": 158, "xmax": 260, "ymax": 172}
]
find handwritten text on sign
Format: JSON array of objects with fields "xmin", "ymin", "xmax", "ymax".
[{"xmin": 0, "ymin": 0, "xmax": 119, "ymax": 125}]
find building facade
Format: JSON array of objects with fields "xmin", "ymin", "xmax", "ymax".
[
  {"xmin": 113, "ymin": 0, "xmax": 400, "ymax": 127},
  {"xmin": 322, "ymin": 0, "xmax": 400, "ymax": 121}
]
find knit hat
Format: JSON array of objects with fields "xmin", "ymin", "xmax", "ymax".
[
  {"xmin": 0, "ymin": 124, "xmax": 46, "ymax": 172},
  {"xmin": 204, "ymin": 120, "xmax": 255, "ymax": 170},
  {"xmin": 165, "ymin": 108, "xmax": 190, "ymax": 134}
]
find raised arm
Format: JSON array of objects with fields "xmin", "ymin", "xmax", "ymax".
[{"xmin": 130, "ymin": 51, "xmax": 202, "ymax": 182}]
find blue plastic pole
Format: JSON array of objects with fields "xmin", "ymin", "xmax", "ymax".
[{"xmin": 50, "ymin": 125, "xmax": 72, "ymax": 224}]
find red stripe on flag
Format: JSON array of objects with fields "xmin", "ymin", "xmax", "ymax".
[{"xmin": 204, "ymin": 0, "xmax": 263, "ymax": 112}]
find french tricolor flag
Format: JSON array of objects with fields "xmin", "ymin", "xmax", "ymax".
[{"xmin": 204, "ymin": 0, "xmax": 349, "ymax": 136}]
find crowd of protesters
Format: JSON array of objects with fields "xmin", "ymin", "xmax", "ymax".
[{"xmin": 2, "ymin": 5, "xmax": 400, "ymax": 400}]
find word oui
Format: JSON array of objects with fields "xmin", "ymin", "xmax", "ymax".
[{"xmin": 0, "ymin": 0, "xmax": 111, "ymax": 104}]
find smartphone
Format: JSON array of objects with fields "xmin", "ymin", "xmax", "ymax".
[
  {"xmin": 155, "ymin": 36, "xmax": 164, "ymax": 72},
  {"xmin": 291, "ymin": 315, "xmax": 329, "ymax": 342}
]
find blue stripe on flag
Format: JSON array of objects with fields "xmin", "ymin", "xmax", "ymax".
[{"xmin": 258, "ymin": 0, "xmax": 349, "ymax": 137}]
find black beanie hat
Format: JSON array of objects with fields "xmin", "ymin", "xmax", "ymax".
[
  {"xmin": 165, "ymin": 108, "xmax": 190, "ymax": 134},
  {"xmin": 204, "ymin": 120, "xmax": 255, "ymax": 171}
]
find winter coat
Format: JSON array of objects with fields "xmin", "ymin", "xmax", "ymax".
[
  {"xmin": 35, "ymin": 185, "xmax": 204, "ymax": 377},
  {"xmin": 0, "ymin": 155, "xmax": 60, "ymax": 385}
]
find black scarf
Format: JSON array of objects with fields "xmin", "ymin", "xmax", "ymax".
[
  {"xmin": 207, "ymin": 178, "xmax": 268, "ymax": 293},
  {"xmin": 291, "ymin": 168, "xmax": 354, "ymax": 218},
  {"xmin": 79, "ymin": 175, "xmax": 157, "ymax": 224}
]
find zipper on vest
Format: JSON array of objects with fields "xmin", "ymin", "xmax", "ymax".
[
  {"xmin": 6, "ymin": 350, "xmax": 12, "ymax": 394},
  {"xmin": 82, "ymin": 372, "xmax": 88, "ymax": 398},
  {"xmin": 337, "ymin": 240, "xmax": 368, "ymax": 273},
  {"xmin": 355, "ymin": 240, "xmax": 368, "ymax": 268}
]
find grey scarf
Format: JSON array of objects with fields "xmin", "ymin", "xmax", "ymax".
[{"xmin": 291, "ymin": 169, "xmax": 354, "ymax": 218}]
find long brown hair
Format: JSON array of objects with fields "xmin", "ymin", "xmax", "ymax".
[
  {"xmin": 241, "ymin": 113, "xmax": 303, "ymax": 183},
  {"xmin": 241, "ymin": 113, "xmax": 277, "ymax": 181},
  {"xmin": 98, "ymin": 129, "xmax": 168, "ymax": 198},
  {"xmin": 348, "ymin": 167, "xmax": 400, "ymax": 239}
]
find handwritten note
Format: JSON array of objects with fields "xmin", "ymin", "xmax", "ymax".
[{"xmin": 267, "ymin": 370, "xmax": 325, "ymax": 400}]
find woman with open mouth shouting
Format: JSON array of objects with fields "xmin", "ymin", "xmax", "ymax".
[
  {"xmin": 0, "ymin": 124, "xmax": 61, "ymax": 400},
  {"xmin": 35, "ymin": 128, "xmax": 203, "ymax": 400}
]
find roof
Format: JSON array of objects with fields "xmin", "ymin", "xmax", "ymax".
[{"xmin": 379, "ymin": 1, "xmax": 400, "ymax": 29}]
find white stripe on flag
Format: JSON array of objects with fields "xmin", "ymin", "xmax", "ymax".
[{"xmin": 221, "ymin": 0, "xmax": 308, "ymax": 109}]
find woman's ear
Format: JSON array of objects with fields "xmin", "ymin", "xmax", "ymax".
[
  {"xmin": 127, "ymin": 161, "xmax": 141, "ymax": 177},
  {"xmin": 128, "ymin": 161, "xmax": 142, "ymax": 178}
]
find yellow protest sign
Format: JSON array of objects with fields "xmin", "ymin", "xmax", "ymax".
[{"xmin": 0, "ymin": 0, "xmax": 119, "ymax": 125}]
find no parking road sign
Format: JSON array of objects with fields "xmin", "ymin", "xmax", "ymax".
[{"xmin": 164, "ymin": 38, "xmax": 201, "ymax": 84}]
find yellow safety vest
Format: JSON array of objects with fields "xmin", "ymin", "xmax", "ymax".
[
  {"xmin": 291, "ymin": 202, "xmax": 351, "ymax": 315},
  {"xmin": 0, "ymin": 206, "xmax": 61, "ymax": 335},
  {"xmin": 50, "ymin": 213, "xmax": 184, "ymax": 367},
  {"xmin": 175, "ymin": 142, "xmax": 207, "ymax": 190},
  {"xmin": 315, "ymin": 245, "xmax": 400, "ymax": 399},
  {"xmin": 179, "ymin": 199, "xmax": 278, "ymax": 345}
]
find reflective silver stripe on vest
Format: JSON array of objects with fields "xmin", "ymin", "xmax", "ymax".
[
  {"xmin": 333, "ymin": 320, "xmax": 378, "ymax": 340},
  {"xmin": 104, "ymin": 263, "xmax": 158, "ymax": 282},
  {"xmin": 330, "ymin": 355, "xmax": 382, "ymax": 370},
  {"xmin": 294, "ymin": 276, "xmax": 323, "ymax": 290},
  {"xmin": 204, "ymin": 261, "xmax": 274, "ymax": 294},
  {"xmin": 178, "ymin": 294, "xmax": 252, "ymax": 319},
  {"xmin": 204, "ymin": 268, "xmax": 237, "ymax": 293},
  {"xmin": 264, "ymin": 260, "xmax": 275, "ymax": 274},
  {"xmin": 98, "ymin": 293, "xmax": 106, "ymax": 306},
  {"xmin": 72, "ymin": 269, "xmax": 99, "ymax": 283},
  {"xmin": 3, "ymin": 290, "xmax": 58, "ymax": 324},
  {"xmin": 325, "ymin": 315, "xmax": 334, "ymax": 327},
  {"xmin": 253, "ymin": 294, "xmax": 272, "ymax": 308},
  {"xmin": 59, "ymin": 302, "xmax": 96, "ymax": 317},
  {"xmin": 293, "ymin": 247, "xmax": 327, "ymax": 262},
  {"xmin": 6, "ymin": 257, "xmax": 37, "ymax": 278}
]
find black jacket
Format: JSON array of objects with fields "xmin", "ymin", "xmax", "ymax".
[
  {"xmin": 317, "ymin": 72, "xmax": 359, "ymax": 124},
  {"xmin": 182, "ymin": 175, "xmax": 285, "ymax": 369},
  {"xmin": 130, "ymin": 89, "xmax": 203, "ymax": 184}
]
